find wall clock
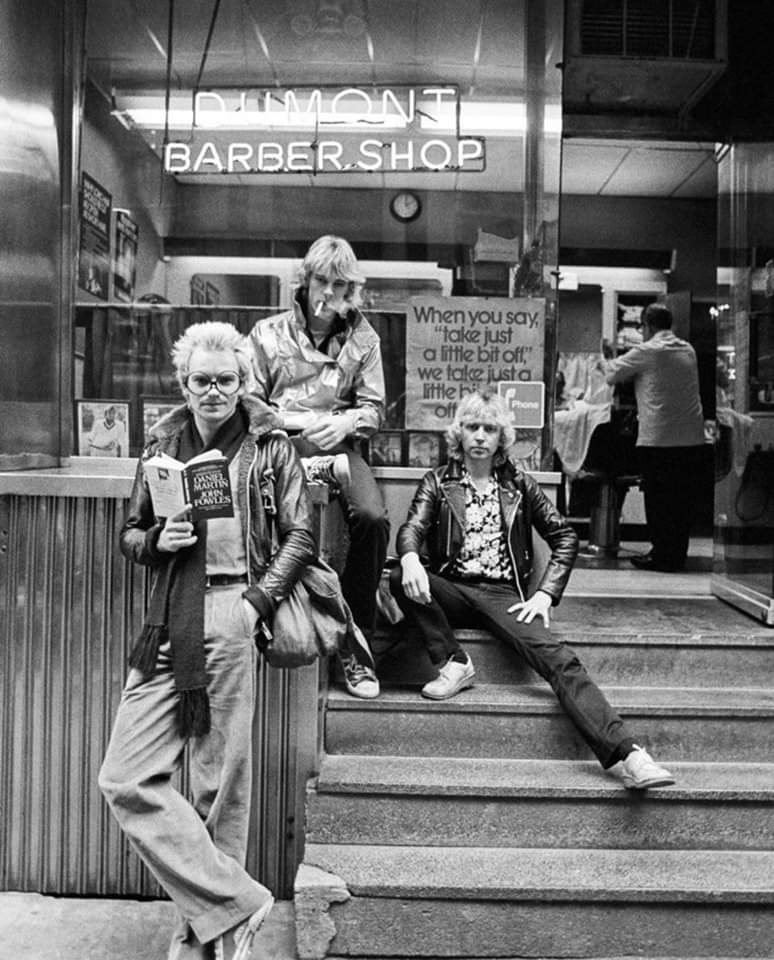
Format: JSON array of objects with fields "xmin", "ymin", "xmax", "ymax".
[{"xmin": 389, "ymin": 191, "xmax": 422, "ymax": 223}]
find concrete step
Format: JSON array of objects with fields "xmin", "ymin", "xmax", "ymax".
[
  {"xmin": 295, "ymin": 845, "xmax": 774, "ymax": 958},
  {"xmin": 373, "ymin": 626, "xmax": 774, "ymax": 688},
  {"xmin": 373, "ymin": 596, "xmax": 774, "ymax": 688},
  {"xmin": 325, "ymin": 685, "xmax": 774, "ymax": 762},
  {"xmin": 306, "ymin": 756, "xmax": 774, "ymax": 851}
]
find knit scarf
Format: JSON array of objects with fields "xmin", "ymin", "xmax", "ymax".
[{"xmin": 129, "ymin": 407, "xmax": 248, "ymax": 738}]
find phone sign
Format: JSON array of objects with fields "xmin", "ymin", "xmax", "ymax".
[{"xmin": 498, "ymin": 381, "xmax": 545, "ymax": 429}]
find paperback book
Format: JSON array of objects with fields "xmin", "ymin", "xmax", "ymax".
[{"xmin": 143, "ymin": 449, "xmax": 234, "ymax": 521}]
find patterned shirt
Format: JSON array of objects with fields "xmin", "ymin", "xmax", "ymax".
[{"xmin": 451, "ymin": 471, "xmax": 513, "ymax": 583}]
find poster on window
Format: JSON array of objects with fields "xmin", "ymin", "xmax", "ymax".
[
  {"xmin": 112, "ymin": 209, "xmax": 138, "ymax": 302},
  {"xmin": 78, "ymin": 172, "xmax": 112, "ymax": 300},
  {"xmin": 404, "ymin": 296, "xmax": 545, "ymax": 430}
]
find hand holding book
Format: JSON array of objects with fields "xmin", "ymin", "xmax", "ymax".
[
  {"xmin": 144, "ymin": 448, "xmax": 234, "ymax": 522},
  {"xmin": 157, "ymin": 506, "xmax": 198, "ymax": 553}
]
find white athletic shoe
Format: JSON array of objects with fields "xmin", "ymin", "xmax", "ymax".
[{"xmin": 421, "ymin": 654, "xmax": 475, "ymax": 700}]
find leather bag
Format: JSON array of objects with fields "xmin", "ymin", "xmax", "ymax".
[{"xmin": 258, "ymin": 557, "xmax": 351, "ymax": 668}]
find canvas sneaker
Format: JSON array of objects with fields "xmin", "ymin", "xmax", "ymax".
[
  {"xmin": 341, "ymin": 655, "xmax": 380, "ymax": 699},
  {"xmin": 301, "ymin": 454, "xmax": 351, "ymax": 494},
  {"xmin": 214, "ymin": 895, "xmax": 274, "ymax": 960},
  {"xmin": 421, "ymin": 654, "xmax": 475, "ymax": 700},
  {"xmin": 615, "ymin": 745, "xmax": 675, "ymax": 789}
]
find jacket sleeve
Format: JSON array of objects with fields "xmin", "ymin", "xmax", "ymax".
[
  {"xmin": 119, "ymin": 456, "xmax": 165, "ymax": 566},
  {"xmin": 242, "ymin": 434, "xmax": 317, "ymax": 619},
  {"xmin": 250, "ymin": 322, "xmax": 275, "ymax": 404},
  {"xmin": 603, "ymin": 344, "xmax": 648, "ymax": 385},
  {"xmin": 348, "ymin": 338, "xmax": 385, "ymax": 437},
  {"xmin": 523, "ymin": 474, "xmax": 579, "ymax": 604},
  {"xmin": 395, "ymin": 470, "xmax": 438, "ymax": 557}
]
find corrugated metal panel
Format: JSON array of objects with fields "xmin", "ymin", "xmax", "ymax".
[{"xmin": 0, "ymin": 492, "xmax": 321, "ymax": 899}]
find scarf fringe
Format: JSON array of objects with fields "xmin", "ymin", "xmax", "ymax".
[
  {"xmin": 177, "ymin": 688, "xmax": 212, "ymax": 738},
  {"xmin": 129, "ymin": 623, "xmax": 167, "ymax": 676}
]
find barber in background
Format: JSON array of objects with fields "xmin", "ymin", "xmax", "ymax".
[
  {"xmin": 600, "ymin": 302, "xmax": 705, "ymax": 572},
  {"xmin": 249, "ymin": 235, "xmax": 387, "ymax": 698}
]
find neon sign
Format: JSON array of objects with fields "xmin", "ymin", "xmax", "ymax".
[{"xmin": 157, "ymin": 84, "xmax": 487, "ymax": 175}]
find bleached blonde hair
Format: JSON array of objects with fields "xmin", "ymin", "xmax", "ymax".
[
  {"xmin": 297, "ymin": 235, "xmax": 365, "ymax": 308},
  {"xmin": 171, "ymin": 321, "xmax": 256, "ymax": 393},
  {"xmin": 445, "ymin": 389, "xmax": 516, "ymax": 459}
]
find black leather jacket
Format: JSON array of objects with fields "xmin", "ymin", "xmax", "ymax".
[
  {"xmin": 120, "ymin": 394, "xmax": 317, "ymax": 621},
  {"xmin": 396, "ymin": 457, "xmax": 578, "ymax": 605}
]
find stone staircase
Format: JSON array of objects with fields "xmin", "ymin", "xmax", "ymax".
[{"xmin": 294, "ymin": 596, "xmax": 774, "ymax": 959}]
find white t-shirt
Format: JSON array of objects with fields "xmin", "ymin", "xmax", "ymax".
[{"xmin": 87, "ymin": 418, "xmax": 126, "ymax": 456}]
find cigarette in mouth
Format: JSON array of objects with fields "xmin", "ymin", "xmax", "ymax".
[{"xmin": 314, "ymin": 300, "xmax": 325, "ymax": 317}]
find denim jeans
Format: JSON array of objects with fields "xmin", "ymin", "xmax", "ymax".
[
  {"xmin": 390, "ymin": 569, "xmax": 634, "ymax": 768},
  {"xmin": 99, "ymin": 584, "xmax": 271, "ymax": 950}
]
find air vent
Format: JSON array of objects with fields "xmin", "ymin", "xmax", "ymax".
[{"xmin": 581, "ymin": 0, "xmax": 716, "ymax": 59}]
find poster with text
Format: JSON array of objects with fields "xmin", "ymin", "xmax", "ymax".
[
  {"xmin": 405, "ymin": 296, "xmax": 545, "ymax": 429},
  {"xmin": 78, "ymin": 172, "xmax": 112, "ymax": 300},
  {"xmin": 112, "ymin": 210, "xmax": 138, "ymax": 302}
]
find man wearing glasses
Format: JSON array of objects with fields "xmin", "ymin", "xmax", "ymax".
[
  {"xmin": 249, "ymin": 235, "xmax": 387, "ymax": 699},
  {"xmin": 101, "ymin": 321, "xmax": 316, "ymax": 959},
  {"xmin": 388, "ymin": 389, "xmax": 675, "ymax": 790}
]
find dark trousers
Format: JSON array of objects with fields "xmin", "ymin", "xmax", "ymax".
[
  {"xmin": 292, "ymin": 437, "xmax": 389, "ymax": 647},
  {"xmin": 638, "ymin": 444, "xmax": 705, "ymax": 569},
  {"xmin": 389, "ymin": 568, "xmax": 634, "ymax": 768}
]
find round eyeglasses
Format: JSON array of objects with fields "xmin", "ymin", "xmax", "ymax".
[{"xmin": 184, "ymin": 371, "xmax": 243, "ymax": 396}]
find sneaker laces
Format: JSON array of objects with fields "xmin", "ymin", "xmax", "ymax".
[
  {"xmin": 342, "ymin": 656, "xmax": 373, "ymax": 685},
  {"xmin": 303, "ymin": 456, "xmax": 335, "ymax": 484}
]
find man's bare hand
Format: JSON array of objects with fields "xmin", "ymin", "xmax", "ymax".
[
  {"xmin": 507, "ymin": 589, "xmax": 552, "ymax": 627},
  {"xmin": 302, "ymin": 413, "xmax": 352, "ymax": 451},
  {"xmin": 157, "ymin": 507, "xmax": 197, "ymax": 552},
  {"xmin": 400, "ymin": 552, "xmax": 432, "ymax": 605}
]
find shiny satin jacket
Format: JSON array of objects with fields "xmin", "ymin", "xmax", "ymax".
[
  {"xmin": 250, "ymin": 297, "xmax": 385, "ymax": 437},
  {"xmin": 396, "ymin": 457, "xmax": 579, "ymax": 604},
  {"xmin": 120, "ymin": 394, "xmax": 317, "ymax": 621}
]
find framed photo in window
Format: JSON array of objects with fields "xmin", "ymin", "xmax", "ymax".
[
  {"xmin": 75, "ymin": 399, "xmax": 130, "ymax": 457},
  {"xmin": 407, "ymin": 431, "xmax": 442, "ymax": 468},
  {"xmin": 367, "ymin": 430, "xmax": 404, "ymax": 466},
  {"xmin": 139, "ymin": 395, "xmax": 180, "ymax": 441}
]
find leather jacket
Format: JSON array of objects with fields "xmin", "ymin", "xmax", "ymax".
[
  {"xmin": 396, "ymin": 457, "xmax": 579, "ymax": 605},
  {"xmin": 120, "ymin": 394, "xmax": 317, "ymax": 621}
]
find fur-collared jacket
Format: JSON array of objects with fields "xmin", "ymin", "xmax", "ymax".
[
  {"xmin": 120, "ymin": 394, "xmax": 317, "ymax": 621},
  {"xmin": 395, "ymin": 456, "xmax": 579, "ymax": 605}
]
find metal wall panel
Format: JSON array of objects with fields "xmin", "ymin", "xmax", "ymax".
[
  {"xmin": 0, "ymin": 492, "xmax": 321, "ymax": 898},
  {"xmin": 0, "ymin": 0, "xmax": 82, "ymax": 467}
]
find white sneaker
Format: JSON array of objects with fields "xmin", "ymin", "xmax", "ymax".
[
  {"xmin": 421, "ymin": 654, "xmax": 475, "ymax": 700},
  {"xmin": 341, "ymin": 656, "xmax": 380, "ymax": 699},
  {"xmin": 615, "ymin": 745, "xmax": 675, "ymax": 789},
  {"xmin": 301, "ymin": 454, "xmax": 351, "ymax": 494},
  {"xmin": 214, "ymin": 895, "xmax": 273, "ymax": 960}
]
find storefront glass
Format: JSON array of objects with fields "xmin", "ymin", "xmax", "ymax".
[
  {"xmin": 77, "ymin": 0, "xmax": 563, "ymax": 464},
  {"xmin": 713, "ymin": 143, "xmax": 774, "ymax": 624}
]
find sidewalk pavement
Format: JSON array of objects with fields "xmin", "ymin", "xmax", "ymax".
[{"xmin": 0, "ymin": 893, "xmax": 298, "ymax": 960}]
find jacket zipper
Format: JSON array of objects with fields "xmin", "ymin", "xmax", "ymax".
[
  {"xmin": 439, "ymin": 482, "xmax": 464, "ymax": 572},
  {"xmin": 505, "ymin": 489, "xmax": 526, "ymax": 603},
  {"xmin": 244, "ymin": 443, "xmax": 259, "ymax": 586}
]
